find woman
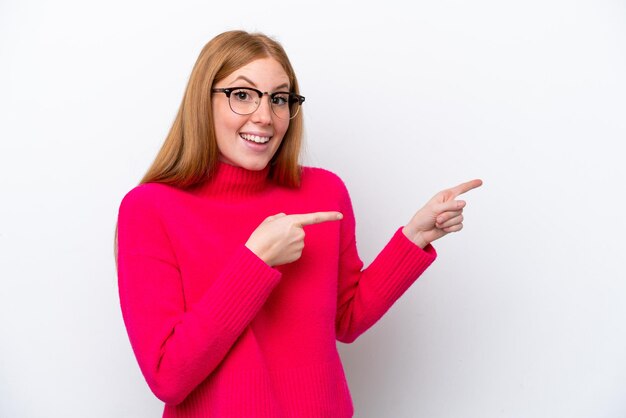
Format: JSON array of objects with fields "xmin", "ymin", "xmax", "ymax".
[{"xmin": 116, "ymin": 30, "xmax": 481, "ymax": 417}]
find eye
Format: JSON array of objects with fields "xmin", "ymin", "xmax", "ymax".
[
  {"xmin": 232, "ymin": 89, "xmax": 255, "ymax": 102},
  {"xmin": 271, "ymin": 93, "xmax": 290, "ymax": 106}
]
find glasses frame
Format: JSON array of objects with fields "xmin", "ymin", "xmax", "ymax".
[{"xmin": 212, "ymin": 87, "xmax": 305, "ymax": 120}]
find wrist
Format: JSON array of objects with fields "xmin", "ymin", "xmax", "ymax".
[
  {"xmin": 402, "ymin": 226, "xmax": 429, "ymax": 249},
  {"xmin": 245, "ymin": 242, "xmax": 272, "ymax": 266}
]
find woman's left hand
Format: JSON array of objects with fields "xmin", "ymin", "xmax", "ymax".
[{"xmin": 402, "ymin": 179, "xmax": 483, "ymax": 248}]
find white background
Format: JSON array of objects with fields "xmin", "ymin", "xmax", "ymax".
[{"xmin": 1, "ymin": 0, "xmax": 625, "ymax": 417}]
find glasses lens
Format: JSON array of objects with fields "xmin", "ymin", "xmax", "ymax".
[
  {"xmin": 270, "ymin": 93, "xmax": 293, "ymax": 120},
  {"xmin": 270, "ymin": 93, "xmax": 303, "ymax": 120},
  {"xmin": 229, "ymin": 88, "xmax": 258, "ymax": 115}
]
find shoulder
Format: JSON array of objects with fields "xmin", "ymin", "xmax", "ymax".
[
  {"xmin": 300, "ymin": 166, "xmax": 349, "ymax": 194},
  {"xmin": 119, "ymin": 182, "xmax": 181, "ymax": 215},
  {"xmin": 299, "ymin": 166, "xmax": 353, "ymax": 212}
]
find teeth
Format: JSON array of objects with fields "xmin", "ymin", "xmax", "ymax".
[{"xmin": 241, "ymin": 133, "xmax": 271, "ymax": 144}]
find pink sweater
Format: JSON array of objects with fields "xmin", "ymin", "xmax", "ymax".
[{"xmin": 116, "ymin": 162, "xmax": 436, "ymax": 418}]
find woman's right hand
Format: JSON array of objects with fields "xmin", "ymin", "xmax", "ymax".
[{"xmin": 245, "ymin": 212, "xmax": 343, "ymax": 266}]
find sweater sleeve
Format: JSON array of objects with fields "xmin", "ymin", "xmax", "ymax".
[
  {"xmin": 116, "ymin": 187, "xmax": 281, "ymax": 405},
  {"xmin": 334, "ymin": 178, "xmax": 437, "ymax": 343}
]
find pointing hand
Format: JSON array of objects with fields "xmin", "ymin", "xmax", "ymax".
[
  {"xmin": 246, "ymin": 212, "xmax": 344, "ymax": 266},
  {"xmin": 403, "ymin": 179, "xmax": 483, "ymax": 248}
]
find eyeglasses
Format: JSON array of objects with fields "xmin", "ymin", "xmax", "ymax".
[{"xmin": 212, "ymin": 87, "xmax": 305, "ymax": 120}]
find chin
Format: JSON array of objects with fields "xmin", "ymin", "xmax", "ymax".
[{"xmin": 244, "ymin": 162, "xmax": 270, "ymax": 171}]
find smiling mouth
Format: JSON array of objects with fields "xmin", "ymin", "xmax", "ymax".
[{"xmin": 240, "ymin": 133, "xmax": 271, "ymax": 144}]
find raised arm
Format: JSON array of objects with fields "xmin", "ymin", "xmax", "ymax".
[{"xmin": 335, "ymin": 177, "xmax": 482, "ymax": 343}]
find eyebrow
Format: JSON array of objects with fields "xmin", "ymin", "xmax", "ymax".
[{"xmin": 229, "ymin": 75, "xmax": 290, "ymax": 91}]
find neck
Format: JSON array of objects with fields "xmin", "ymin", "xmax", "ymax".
[{"xmin": 195, "ymin": 161, "xmax": 271, "ymax": 199}]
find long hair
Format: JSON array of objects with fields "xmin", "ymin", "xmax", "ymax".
[
  {"xmin": 115, "ymin": 31, "xmax": 304, "ymax": 263},
  {"xmin": 142, "ymin": 30, "xmax": 303, "ymax": 187}
]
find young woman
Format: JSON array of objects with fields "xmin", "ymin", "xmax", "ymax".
[{"xmin": 116, "ymin": 30, "xmax": 481, "ymax": 418}]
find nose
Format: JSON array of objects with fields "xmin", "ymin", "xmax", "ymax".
[{"xmin": 251, "ymin": 94, "xmax": 273, "ymax": 125}]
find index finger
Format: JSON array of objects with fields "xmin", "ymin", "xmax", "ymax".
[
  {"xmin": 449, "ymin": 179, "xmax": 483, "ymax": 198},
  {"xmin": 290, "ymin": 211, "xmax": 344, "ymax": 226}
]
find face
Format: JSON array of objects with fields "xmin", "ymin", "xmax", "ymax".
[{"xmin": 212, "ymin": 57, "xmax": 291, "ymax": 171}]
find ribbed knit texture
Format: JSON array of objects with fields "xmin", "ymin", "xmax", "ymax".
[{"xmin": 116, "ymin": 162, "xmax": 437, "ymax": 417}]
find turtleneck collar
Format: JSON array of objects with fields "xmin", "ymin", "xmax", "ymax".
[{"xmin": 194, "ymin": 161, "xmax": 271, "ymax": 199}]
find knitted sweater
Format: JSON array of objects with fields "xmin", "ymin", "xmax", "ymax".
[{"xmin": 116, "ymin": 162, "xmax": 437, "ymax": 418}]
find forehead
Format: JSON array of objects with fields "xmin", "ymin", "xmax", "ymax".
[{"xmin": 223, "ymin": 57, "xmax": 290, "ymax": 88}]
